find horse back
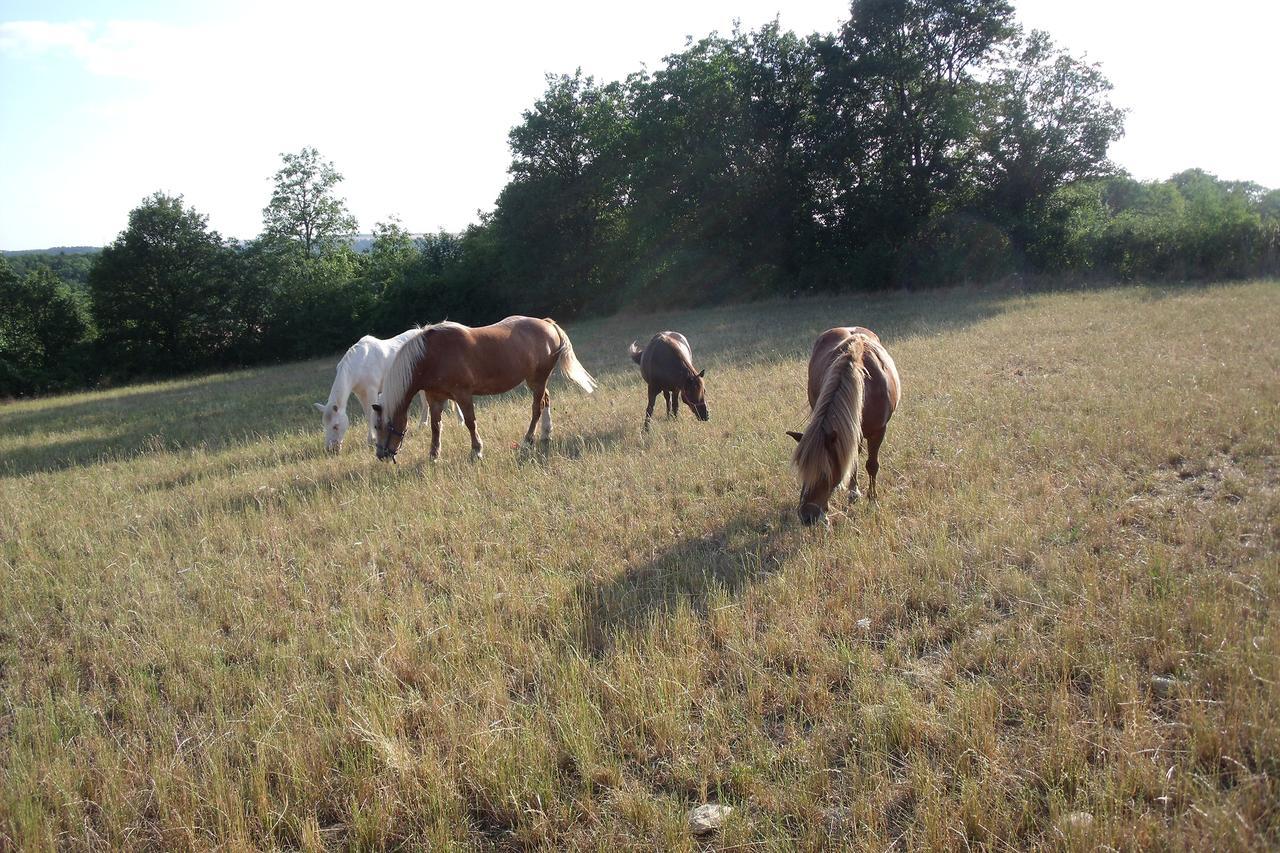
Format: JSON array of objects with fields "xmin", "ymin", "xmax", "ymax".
[
  {"xmin": 807, "ymin": 326, "xmax": 898, "ymax": 434},
  {"xmin": 640, "ymin": 332, "xmax": 695, "ymax": 389}
]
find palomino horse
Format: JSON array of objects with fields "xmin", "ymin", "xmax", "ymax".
[
  {"xmin": 629, "ymin": 331, "xmax": 709, "ymax": 429},
  {"xmin": 786, "ymin": 327, "xmax": 901, "ymax": 526},
  {"xmin": 315, "ymin": 330, "xmax": 458, "ymax": 452},
  {"xmin": 372, "ymin": 317, "xmax": 597, "ymax": 461}
]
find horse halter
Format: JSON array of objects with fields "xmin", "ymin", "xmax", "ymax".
[{"xmin": 377, "ymin": 423, "xmax": 406, "ymax": 463}]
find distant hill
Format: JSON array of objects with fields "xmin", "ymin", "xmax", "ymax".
[{"xmin": 2, "ymin": 246, "xmax": 101, "ymax": 256}]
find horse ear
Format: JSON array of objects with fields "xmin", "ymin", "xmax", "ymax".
[
  {"xmin": 313, "ymin": 402, "xmax": 327, "ymax": 413},
  {"xmin": 786, "ymin": 430, "xmax": 803, "ymax": 443},
  {"xmin": 698, "ymin": 368, "xmax": 706, "ymax": 378}
]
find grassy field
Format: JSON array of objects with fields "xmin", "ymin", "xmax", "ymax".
[{"xmin": 1, "ymin": 280, "xmax": 1278, "ymax": 851}]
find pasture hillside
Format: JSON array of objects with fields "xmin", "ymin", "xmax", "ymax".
[{"xmin": 1, "ymin": 281, "xmax": 1278, "ymax": 850}]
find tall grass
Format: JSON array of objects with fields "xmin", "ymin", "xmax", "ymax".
[{"xmin": 2, "ymin": 281, "xmax": 1277, "ymax": 850}]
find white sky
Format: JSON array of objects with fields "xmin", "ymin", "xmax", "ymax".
[{"xmin": 1, "ymin": 0, "xmax": 1277, "ymax": 250}]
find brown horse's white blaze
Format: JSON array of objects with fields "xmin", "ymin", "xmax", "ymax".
[
  {"xmin": 372, "ymin": 316, "xmax": 595, "ymax": 461},
  {"xmin": 787, "ymin": 327, "xmax": 901, "ymax": 526}
]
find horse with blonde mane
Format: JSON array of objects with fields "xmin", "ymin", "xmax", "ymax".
[
  {"xmin": 786, "ymin": 327, "xmax": 901, "ymax": 526},
  {"xmin": 372, "ymin": 316, "xmax": 597, "ymax": 462}
]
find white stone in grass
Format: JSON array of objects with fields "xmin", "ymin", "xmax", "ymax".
[
  {"xmin": 1151, "ymin": 675, "xmax": 1181, "ymax": 698},
  {"xmin": 856, "ymin": 617, "xmax": 873, "ymax": 631},
  {"xmin": 1057, "ymin": 811, "xmax": 1094, "ymax": 836},
  {"xmin": 688, "ymin": 803, "xmax": 733, "ymax": 835}
]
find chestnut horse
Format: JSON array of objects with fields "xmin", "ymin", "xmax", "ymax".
[
  {"xmin": 629, "ymin": 331, "xmax": 708, "ymax": 429},
  {"xmin": 786, "ymin": 327, "xmax": 901, "ymax": 526},
  {"xmin": 372, "ymin": 317, "xmax": 596, "ymax": 461}
]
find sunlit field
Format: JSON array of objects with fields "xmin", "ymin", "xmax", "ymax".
[{"xmin": 2, "ymin": 281, "xmax": 1277, "ymax": 850}]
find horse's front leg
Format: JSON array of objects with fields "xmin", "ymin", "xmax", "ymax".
[
  {"xmin": 457, "ymin": 395, "xmax": 483, "ymax": 459},
  {"xmin": 428, "ymin": 398, "xmax": 444, "ymax": 461},
  {"xmin": 358, "ymin": 394, "xmax": 377, "ymax": 446},
  {"xmin": 417, "ymin": 391, "xmax": 431, "ymax": 427},
  {"xmin": 846, "ymin": 438, "xmax": 864, "ymax": 503},
  {"xmin": 865, "ymin": 430, "xmax": 885, "ymax": 502},
  {"xmin": 667, "ymin": 390, "xmax": 678, "ymax": 418}
]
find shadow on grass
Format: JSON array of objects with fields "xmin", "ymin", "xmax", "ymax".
[{"xmin": 574, "ymin": 501, "xmax": 802, "ymax": 657}]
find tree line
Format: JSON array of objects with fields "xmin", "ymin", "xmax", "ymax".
[{"xmin": 3, "ymin": 0, "xmax": 1279, "ymax": 397}]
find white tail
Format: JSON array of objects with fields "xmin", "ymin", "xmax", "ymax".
[{"xmin": 548, "ymin": 319, "xmax": 597, "ymax": 393}]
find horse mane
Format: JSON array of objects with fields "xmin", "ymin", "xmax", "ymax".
[
  {"xmin": 793, "ymin": 335, "xmax": 867, "ymax": 491},
  {"xmin": 380, "ymin": 327, "xmax": 429, "ymax": 419}
]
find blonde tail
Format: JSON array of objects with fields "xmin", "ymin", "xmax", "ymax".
[{"xmin": 548, "ymin": 319, "xmax": 597, "ymax": 393}]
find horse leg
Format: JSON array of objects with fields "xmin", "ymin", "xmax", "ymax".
[
  {"xmin": 358, "ymin": 393, "xmax": 377, "ymax": 446},
  {"xmin": 522, "ymin": 380, "xmax": 545, "ymax": 446},
  {"xmin": 865, "ymin": 430, "xmax": 885, "ymax": 502},
  {"xmin": 667, "ymin": 390, "xmax": 678, "ymax": 418},
  {"xmin": 457, "ymin": 394, "xmax": 483, "ymax": 459},
  {"xmin": 539, "ymin": 389, "xmax": 552, "ymax": 443},
  {"xmin": 428, "ymin": 398, "xmax": 444, "ymax": 461},
  {"xmin": 846, "ymin": 437, "xmax": 864, "ymax": 503},
  {"xmin": 417, "ymin": 391, "xmax": 431, "ymax": 428},
  {"xmin": 644, "ymin": 384, "xmax": 660, "ymax": 431}
]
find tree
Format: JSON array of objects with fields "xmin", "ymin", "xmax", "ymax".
[
  {"xmin": 89, "ymin": 193, "xmax": 242, "ymax": 376},
  {"xmin": 828, "ymin": 0, "xmax": 1016, "ymax": 283},
  {"xmin": 0, "ymin": 259, "xmax": 94, "ymax": 395},
  {"xmin": 261, "ymin": 147, "xmax": 358, "ymax": 255},
  {"xmin": 494, "ymin": 70, "xmax": 632, "ymax": 315},
  {"xmin": 978, "ymin": 29, "xmax": 1125, "ymax": 255}
]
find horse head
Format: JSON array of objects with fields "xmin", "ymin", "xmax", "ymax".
[
  {"xmin": 788, "ymin": 429, "xmax": 838, "ymax": 526},
  {"xmin": 371, "ymin": 401, "xmax": 407, "ymax": 462},
  {"xmin": 315, "ymin": 402, "xmax": 350, "ymax": 453},
  {"xmin": 682, "ymin": 368, "xmax": 709, "ymax": 421}
]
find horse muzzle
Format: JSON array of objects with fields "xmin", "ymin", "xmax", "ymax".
[{"xmin": 799, "ymin": 503, "xmax": 827, "ymax": 527}]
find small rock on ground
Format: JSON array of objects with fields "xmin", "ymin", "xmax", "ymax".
[{"xmin": 688, "ymin": 803, "xmax": 733, "ymax": 835}]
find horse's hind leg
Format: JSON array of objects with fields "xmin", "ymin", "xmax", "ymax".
[
  {"xmin": 644, "ymin": 384, "xmax": 660, "ymax": 431},
  {"xmin": 865, "ymin": 430, "xmax": 885, "ymax": 501},
  {"xmin": 539, "ymin": 389, "xmax": 552, "ymax": 443},
  {"xmin": 523, "ymin": 380, "xmax": 546, "ymax": 446},
  {"xmin": 457, "ymin": 394, "xmax": 483, "ymax": 459}
]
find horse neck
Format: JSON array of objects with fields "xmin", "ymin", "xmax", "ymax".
[
  {"xmin": 382, "ymin": 333, "xmax": 426, "ymax": 423},
  {"xmin": 326, "ymin": 359, "xmax": 357, "ymax": 411}
]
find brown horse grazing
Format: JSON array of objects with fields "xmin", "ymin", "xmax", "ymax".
[
  {"xmin": 786, "ymin": 327, "xmax": 901, "ymax": 526},
  {"xmin": 372, "ymin": 317, "xmax": 596, "ymax": 462},
  {"xmin": 628, "ymin": 331, "xmax": 709, "ymax": 430}
]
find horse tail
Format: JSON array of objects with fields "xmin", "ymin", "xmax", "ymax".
[
  {"xmin": 629, "ymin": 340, "xmax": 644, "ymax": 365},
  {"xmin": 547, "ymin": 319, "xmax": 597, "ymax": 393}
]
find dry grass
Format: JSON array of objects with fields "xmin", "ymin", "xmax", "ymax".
[{"xmin": 1, "ymin": 280, "xmax": 1278, "ymax": 851}]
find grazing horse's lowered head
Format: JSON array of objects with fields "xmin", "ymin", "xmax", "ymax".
[
  {"xmin": 316, "ymin": 330, "xmax": 435, "ymax": 453},
  {"xmin": 315, "ymin": 401, "xmax": 351, "ymax": 453},
  {"xmin": 788, "ymin": 328, "xmax": 900, "ymax": 527}
]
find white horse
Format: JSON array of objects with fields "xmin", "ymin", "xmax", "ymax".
[{"xmin": 315, "ymin": 330, "xmax": 459, "ymax": 452}]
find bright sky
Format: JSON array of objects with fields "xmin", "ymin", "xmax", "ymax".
[{"xmin": 1, "ymin": 0, "xmax": 1277, "ymax": 250}]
